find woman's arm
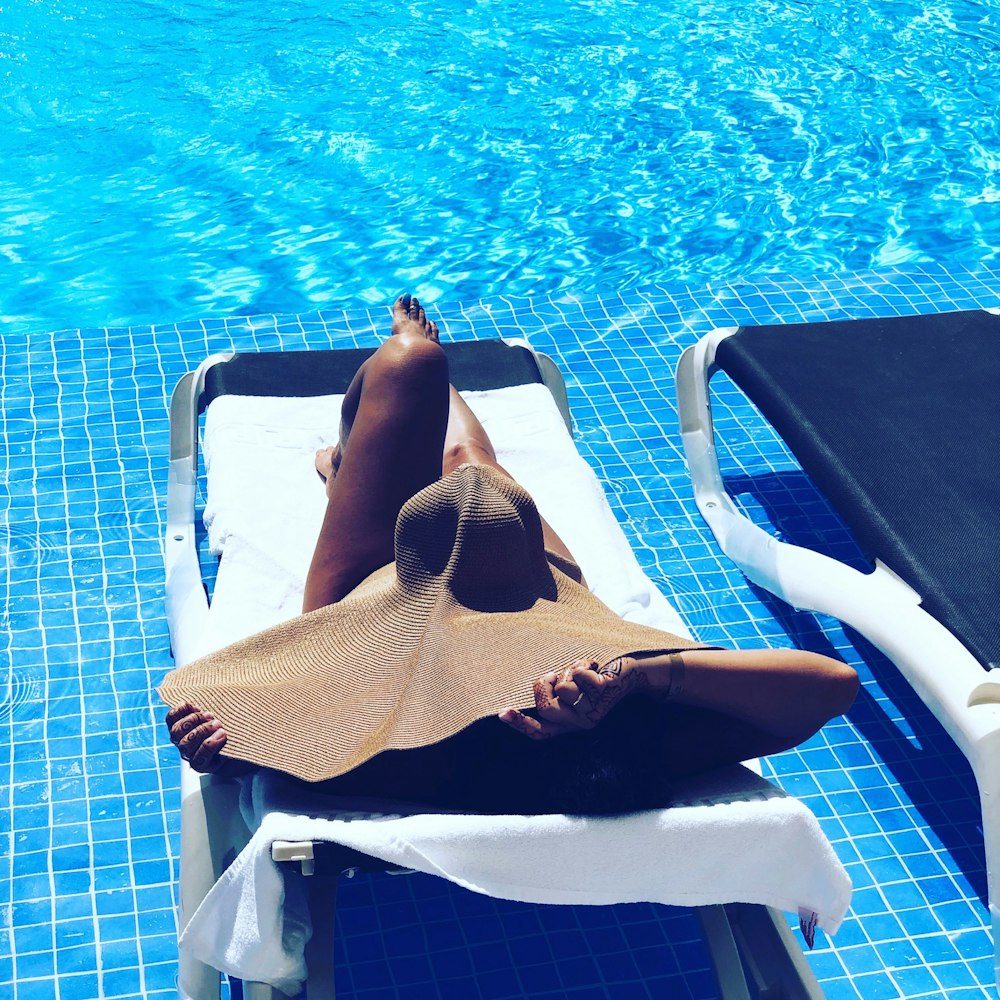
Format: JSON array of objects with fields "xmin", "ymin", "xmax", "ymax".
[
  {"xmin": 500, "ymin": 647, "xmax": 859, "ymax": 763},
  {"xmin": 637, "ymin": 647, "xmax": 858, "ymax": 742}
]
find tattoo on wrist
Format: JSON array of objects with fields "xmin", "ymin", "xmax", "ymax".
[{"xmin": 612, "ymin": 650, "xmax": 686, "ymax": 700}]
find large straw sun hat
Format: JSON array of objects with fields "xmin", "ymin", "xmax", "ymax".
[{"xmin": 159, "ymin": 464, "xmax": 701, "ymax": 781}]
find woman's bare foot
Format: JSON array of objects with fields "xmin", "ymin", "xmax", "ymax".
[
  {"xmin": 315, "ymin": 444, "xmax": 341, "ymax": 498},
  {"xmin": 392, "ymin": 293, "xmax": 439, "ymax": 341}
]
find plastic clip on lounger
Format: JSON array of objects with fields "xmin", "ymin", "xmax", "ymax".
[
  {"xmin": 676, "ymin": 308, "xmax": 1000, "ymax": 992},
  {"xmin": 165, "ymin": 338, "xmax": 850, "ymax": 1000}
]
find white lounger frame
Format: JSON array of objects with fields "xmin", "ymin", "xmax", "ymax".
[
  {"xmin": 676, "ymin": 327, "xmax": 1000, "ymax": 991},
  {"xmin": 165, "ymin": 348, "xmax": 827, "ymax": 1000}
]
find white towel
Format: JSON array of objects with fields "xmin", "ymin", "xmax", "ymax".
[
  {"xmin": 183, "ymin": 375, "xmax": 851, "ymax": 992},
  {"xmin": 184, "ymin": 765, "xmax": 850, "ymax": 994}
]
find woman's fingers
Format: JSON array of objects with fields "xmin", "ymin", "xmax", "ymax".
[
  {"xmin": 168, "ymin": 706, "xmax": 216, "ymax": 747},
  {"xmin": 553, "ymin": 660, "xmax": 597, "ymax": 707},
  {"xmin": 498, "ymin": 708, "xmax": 553, "ymax": 740},
  {"xmin": 535, "ymin": 674, "xmax": 586, "ymax": 720},
  {"xmin": 533, "ymin": 673, "xmax": 561, "ymax": 715},
  {"xmin": 501, "ymin": 657, "xmax": 635, "ymax": 741},
  {"xmin": 166, "ymin": 703, "xmax": 230, "ymax": 773},
  {"xmin": 552, "ymin": 661, "xmax": 610, "ymax": 713},
  {"xmin": 570, "ymin": 663, "xmax": 610, "ymax": 697},
  {"xmin": 165, "ymin": 701, "xmax": 199, "ymax": 731},
  {"xmin": 499, "ymin": 666, "xmax": 596, "ymax": 741},
  {"xmin": 177, "ymin": 719, "xmax": 228, "ymax": 771},
  {"xmin": 187, "ymin": 726, "xmax": 228, "ymax": 773}
]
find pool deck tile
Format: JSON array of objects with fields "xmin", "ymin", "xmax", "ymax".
[{"xmin": 2, "ymin": 262, "xmax": 1000, "ymax": 997}]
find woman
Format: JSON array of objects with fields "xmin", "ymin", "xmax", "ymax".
[{"xmin": 162, "ymin": 294, "xmax": 857, "ymax": 814}]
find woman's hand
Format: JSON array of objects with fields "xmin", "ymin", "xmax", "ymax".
[
  {"xmin": 166, "ymin": 702, "xmax": 230, "ymax": 773},
  {"xmin": 499, "ymin": 656, "xmax": 645, "ymax": 740}
]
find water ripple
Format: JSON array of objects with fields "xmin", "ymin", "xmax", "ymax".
[
  {"xmin": 0, "ymin": 523, "xmax": 64, "ymax": 566},
  {"xmin": 96, "ymin": 502, "xmax": 163, "ymax": 541},
  {"xmin": 0, "ymin": 670, "xmax": 44, "ymax": 724}
]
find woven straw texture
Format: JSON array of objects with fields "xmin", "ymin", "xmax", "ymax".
[{"xmin": 159, "ymin": 465, "xmax": 700, "ymax": 781}]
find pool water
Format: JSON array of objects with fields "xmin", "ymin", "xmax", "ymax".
[{"xmin": 3, "ymin": 0, "xmax": 1000, "ymax": 334}]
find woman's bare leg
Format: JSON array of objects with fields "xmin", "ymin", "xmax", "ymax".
[
  {"xmin": 441, "ymin": 385, "xmax": 580, "ymax": 568},
  {"xmin": 304, "ymin": 294, "xmax": 450, "ymax": 611},
  {"xmin": 308, "ymin": 293, "xmax": 580, "ymax": 611},
  {"xmin": 174, "ymin": 299, "xmax": 450, "ymax": 772}
]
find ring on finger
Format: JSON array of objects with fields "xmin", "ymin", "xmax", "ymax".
[{"xmin": 570, "ymin": 692, "xmax": 585, "ymax": 708}]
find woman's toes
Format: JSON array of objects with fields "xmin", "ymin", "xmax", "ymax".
[
  {"xmin": 391, "ymin": 294, "xmax": 412, "ymax": 333},
  {"xmin": 390, "ymin": 293, "xmax": 439, "ymax": 341}
]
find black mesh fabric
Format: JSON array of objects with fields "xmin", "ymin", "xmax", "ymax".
[
  {"xmin": 202, "ymin": 339, "xmax": 543, "ymax": 402},
  {"xmin": 715, "ymin": 308, "xmax": 1000, "ymax": 671}
]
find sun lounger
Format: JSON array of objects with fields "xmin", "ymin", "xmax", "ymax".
[
  {"xmin": 675, "ymin": 307, "xmax": 1000, "ymax": 990},
  {"xmin": 164, "ymin": 337, "xmax": 851, "ymax": 1000}
]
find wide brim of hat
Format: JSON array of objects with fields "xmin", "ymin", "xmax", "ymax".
[{"xmin": 159, "ymin": 464, "xmax": 703, "ymax": 781}]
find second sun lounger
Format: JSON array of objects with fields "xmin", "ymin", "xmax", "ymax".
[{"xmin": 676, "ymin": 307, "xmax": 1000, "ymax": 990}]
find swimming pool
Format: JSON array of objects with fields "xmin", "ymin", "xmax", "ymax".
[
  {"xmin": 5, "ymin": 2, "xmax": 1000, "ymax": 997},
  {"xmin": 3, "ymin": 0, "xmax": 1000, "ymax": 334}
]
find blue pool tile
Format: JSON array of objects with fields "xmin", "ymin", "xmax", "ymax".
[
  {"xmin": 54, "ymin": 917, "xmax": 95, "ymax": 951},
  {"xmin": 54, "ymin": 940, "xmax": 98, "ymax": 974},
  {"xmin": 847, "ymin": 971, "xmax": 907, "ymax": 999},
  {"xmin": 890, "ymin": 964, "xmax": 947, "ymax": 997},
  {"xmin": 99, "ymin": 968, "xmax": 144, "ymax": 997},
  {"xmin": 14, "ymin": 978, "xmax": 59, "ymax": 1000},
  {"xmin": 100, "ymin": 938, "xmax": 140, "ymax": 970},
  {"xmin": 4, "ymin": 266, "xmax": 1000, "ymax": 1000},
  {"xmin": 13, "ymin": 921, "xmax": 53, "ymax": 955}
]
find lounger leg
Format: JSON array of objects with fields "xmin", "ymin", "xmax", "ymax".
[
  {"xmin": 177, "ymin": 770, "xmax": 251, "ymax": 1000},
  {"xmin": 240, "ymin": 867, "xmax": 338, "ymax": 1000},
  {"xmin": 728, "ymin": 904, "xmax": 824, "ymax": 1000},
  {"xmin": 696, "ymin": 905, "xmax": 752, "ymax": 1000},
  {"xmin": 973, "ymin": 743, "xmax": 1000, "ymax": 993},
  {"xmin": 697, "ymin": 904, "xmax": 825, "ymax": 1000},
  {"xmin": 993, "ymin": 906, "xmax": 1000, "ymax": 1000},
  {"xmin": 302, "ymin": 871, "xmax": 338, "ymax": 998}
]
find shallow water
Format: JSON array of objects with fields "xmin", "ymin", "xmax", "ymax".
[{"xmin": 2, "ymin": 0, "xmax": 1000, "ymax": 333}]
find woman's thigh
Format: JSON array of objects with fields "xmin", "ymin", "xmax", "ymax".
[{"xmin": 303, "ymin": 334, "xmax": 451, "ymax": 610}]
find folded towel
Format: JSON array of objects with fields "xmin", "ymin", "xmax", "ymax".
[
  {"xmin": 183, "ymin": 374, "xmax": 851, "ymax": 992},
  {"xmin": 182, "ymin": 765, "xmax": 850, "ymax": 994}
]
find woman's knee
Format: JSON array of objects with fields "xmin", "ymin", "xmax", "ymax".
[
  {"xmin": 443, "ymin": 440, "xmax": 501, "ymax": 475},
  {"xmin": 368, "ymin": 332, "xmax": 448, "ymax": 393},
  {"xmin": 354, "ymin": 334, "xmax": 450, "ymax": 452}
]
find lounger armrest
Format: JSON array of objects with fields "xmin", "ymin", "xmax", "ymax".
[
  {"xmin": 165, "ymin": 356, "xmax": 236, "ymax": 665},
  {"xmin": 166, "ymin": 371, "xmax": 204, "ymax": 658},
  {"xmin": 177, "ymin": 763, "xmax": 250, "ymax": 1000}
]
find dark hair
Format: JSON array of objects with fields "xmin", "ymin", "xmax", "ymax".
[
  {"xmin": 309, "ymin": 698, "xmax": 674, "ymax": 816},
  {"xmin": 446, "ymin": 697, "xmax": 674, "ymax": 816}
]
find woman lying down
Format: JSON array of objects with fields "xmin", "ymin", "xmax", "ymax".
[{"xmin": 159, "ymin": 295, "xmax": 858, "ymax": 815}]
